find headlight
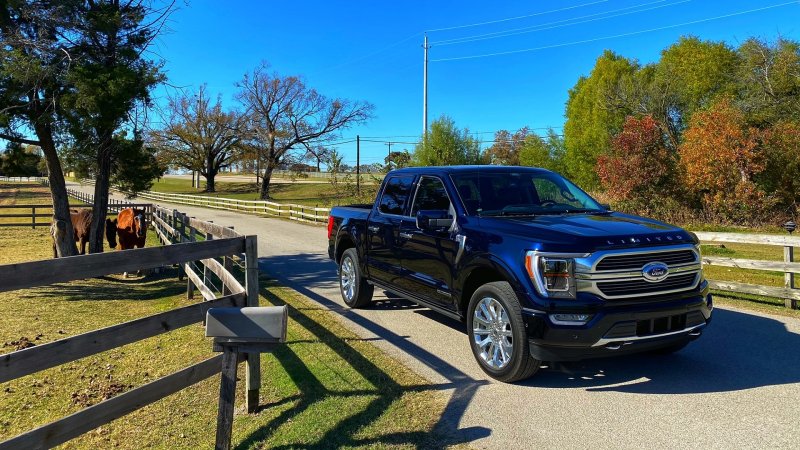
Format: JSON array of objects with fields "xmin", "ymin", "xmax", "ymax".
[{"xmin": 525, "ymin": 251, "xmax": 576, "ymax": 299}]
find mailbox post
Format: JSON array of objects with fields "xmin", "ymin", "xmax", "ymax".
[{"xmin": 206, "ymin": 306, "xmax": 288, "ymax": 450}]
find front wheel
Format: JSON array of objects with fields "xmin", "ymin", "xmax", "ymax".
[
  {"xmin": 467, "ymin": 281, "xmax": 541, "ymax": 382},
  {"xmin": 339, "ymin": 248, "xmax": 374, "ymax": 308}
]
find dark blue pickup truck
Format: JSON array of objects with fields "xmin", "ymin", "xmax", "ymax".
[{"xmin": 327, "ymin": 166, "xmax": 712, "ymax": 382}]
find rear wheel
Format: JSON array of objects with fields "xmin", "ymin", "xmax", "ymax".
[
  {"xmin": 339, "ymin": 248, "xmax": 374, "ymax": 308},
  {"xmin": 467, "ymin": 281, "xmax": 541, "ymax": 382}
]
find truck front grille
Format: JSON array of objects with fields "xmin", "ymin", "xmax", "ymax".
[
  {"xmin": 595, "ymin": 249, "xmax": 697, "ymax": 271},
  {"xmin": 597, "ymin": 273, "xmax": 698, "ymax": 297},
  {"xmin": 575, "ymin": 244, "xmax": 703, "ymax": 300}
]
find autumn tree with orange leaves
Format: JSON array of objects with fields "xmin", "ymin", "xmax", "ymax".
[
  {"xmin": 597, "ymin": 115, "xmax": 677, "ymax": 212},
  {"xmin": 679, "ymin": 98, "xmax": 776, "ymax": 223}
]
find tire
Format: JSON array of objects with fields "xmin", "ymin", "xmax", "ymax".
[
  {"xmin": 466, "ymin": 281, "xmax": 541, "ymax": 382},
  {"xmin": 339, "ymin": 248, "xmax": 374, "ymax": 308}
]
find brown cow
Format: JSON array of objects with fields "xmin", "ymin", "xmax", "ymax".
[
  {"xmin": 52, "ymin": 208, "xmax": 116, "ymax": 257},
  {"xmin": 109, "ymin": 208, "xmax": 147, "ymax": 250}
]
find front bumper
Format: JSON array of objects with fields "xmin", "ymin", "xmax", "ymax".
[{"xmin": 523, "ymin": 287, "xmax": 713, "ymax": 362}]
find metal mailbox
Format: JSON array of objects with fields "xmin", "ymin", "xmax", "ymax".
[{"xmin": 206, "ymin": 306, "xmax": 288, "ymax": 345}]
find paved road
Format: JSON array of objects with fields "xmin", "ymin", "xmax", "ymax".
[{"xmin": 71, "ymin": 181, "xmax": 800, "ymax": 449}]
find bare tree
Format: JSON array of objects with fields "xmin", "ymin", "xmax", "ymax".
[
  {"xmin": 304, "ymin": 144, "xmax": 330, "ymax": 172},
  {"xmin": 151, "ymin": 86, "xmax": 242, "ymax": 192},
  {"xmin": 236, "ymin": 62, "xmax": 373, "ymax": 199}
]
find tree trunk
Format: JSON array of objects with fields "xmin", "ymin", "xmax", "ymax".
[
  {"xmin": 89, "ymin": 137, "xmax": 112, "ymax": 253},
  {"xmin": 32, "ymin": 120, "xmax": 77, "ymax": 258},
  {"xmin": 259, "ymin": 162, "xmax": 275, "ymax": 200},
  {"xmin": 206, "ymin": 173, "xmax": 216, "ymax": 192}
]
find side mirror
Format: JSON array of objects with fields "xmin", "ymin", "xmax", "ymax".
[
  {"xmin": 416, "ymin": 210, "xmax": 454, "ymax": 231},
  {"xmin": 600, "ymin": 203, "xmax": 612, "ymax": 211}
]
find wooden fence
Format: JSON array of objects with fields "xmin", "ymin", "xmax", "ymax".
[
  {"xmin": 696, "ymin": 231, "xmax": 800, "ymax": 309},
  {"xmin": 72, "ymin": 177, "xmax": 331, "ymax": 224},
  {"xmin": 0, "ymin": 210, "xmax": 260, "ymax": 449},
  {"xmin": 135, "ymin": 189, "xmax": 330, "ymax": 223},
  {"xmin": 0, "ymin": 204, "xmax": 52, "ymax": 228}
]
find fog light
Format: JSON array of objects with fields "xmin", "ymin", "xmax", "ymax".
[
  {"xmin": 550, "ymin": 314, "xmax": 592, "ymax": 325},
  {"xmin": 706, "ymin": 294, "xmax": 713, "ymax": 311}
]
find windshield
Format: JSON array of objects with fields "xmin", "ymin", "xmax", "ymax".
[{"xmin": 451, "ymin": 170, "xmax": 605, "ymax": 217}]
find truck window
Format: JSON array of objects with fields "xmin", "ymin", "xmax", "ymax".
[
  {"xmin": 410, "ymin": 177, "xmax": 452, "ymax": 216},
  {"xmin": 378, "ymin": 176, "xmax": 415, "ymax": 215}
]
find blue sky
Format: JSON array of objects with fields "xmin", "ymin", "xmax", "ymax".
[{"xmin": 152, "ymin": 0, "xmax": 800, "ymax": 165}]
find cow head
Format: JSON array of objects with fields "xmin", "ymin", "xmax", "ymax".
[{"xmin": 106, "ymin": 218, "xmax": 118, "ymax": 249}]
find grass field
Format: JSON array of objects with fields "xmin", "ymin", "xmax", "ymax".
[
  {"xmin": 148, "ymin": 176, "xmax": 379, "ymax": 207},
  {"xmin": 0, "ymin": 182, "xmax": 455, "ymax": 449}
]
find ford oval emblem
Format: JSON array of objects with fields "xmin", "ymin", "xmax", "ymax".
[{"xmin": 642, "ymin": 262, "xmax": 669, "ymax": 282}]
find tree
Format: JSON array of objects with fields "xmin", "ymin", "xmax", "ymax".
[
  {"xmin": 482, "ymin": 128, "xmax": 528, "ymax": 165},
  {"xmin": 0, "ymin": 142, "xmax": 41, "ymax": 176},
  {"xmin": 655, "ymin": 36, "xmax": 739, "ymax": 121},
  {"xmin": 597, "ymin": 115, "xmax": 677, "ymax": 209},
  {"xmin": 759, "ymin": 121, "xmax": 800, "ymax": 212},
  {"xmin": 518, "ymin": 128, "xmax": 567, "ymax": 174},
  {"xmin": 384, "ymin": 150, "xmax": 411, "ymax": 171},
  {"xmin": 151, "ymin": 86, "xmax": 242, "ymax": 192},
  {"xmin": 736, "ymin": 37, "xmax": 800, "ymax": 126},
  {"xmin": 236, "ymin": 62, "xmax": 373, "ymax": 199},
  {"xmin": 563, "ymin": 51, "xmax": 640, "ymax": 189},
  {"xmin": 679, "ymin": 98, "xmax": 773, "ymax": 223},
  {"xmin": 0, "ymin": 1, "xmax": 78, "ymax": 256},
  {"xmin": 303, "ymin": 145, "xmax": 329, "ymax": 172},
  {"xmin": 412, "ymin": 115, "xmax": 481, "ymax": 166},
  {"xmin": 61, "ymin": 0, "xmax": 170, "ymax": 253}
]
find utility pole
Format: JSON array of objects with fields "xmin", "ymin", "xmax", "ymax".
[
  {"xmin": 356, "ymin": 135, "xmax": 360, "ymax": 195},
  {"xmin": 423, "ymin": 35, "xmax": 429, "ymax": 137},
  {"xmin": 385, "ymin": 142, "xmax": 393, "ymax": 158}
]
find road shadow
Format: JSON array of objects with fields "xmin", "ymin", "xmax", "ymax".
[
  {"xmin": 257, "ymin": 253, "xmax": 492, "ymax": 446},
  {"xmin": 234, "ymin": 278, "xmax": 489, "ymax": 449},
  {"xmin": 526, "ymin": 307, "xmax": 800, "ymax": 394}
]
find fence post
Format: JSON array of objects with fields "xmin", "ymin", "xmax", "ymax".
[
  {"xmin": 187, "ymin": 219, "xmax": 196, "ymax": 300},
  {"xmin": 204, "ymin": 229, "xmax": 213, "ymax": 291},
  {"xmin": 244, "ymin": 235, "xmax": 260, "ymax": 413},
  {"xmin": 31, "ymin": 206, "xmax": 36, "ymax": 229},
  {"xmin": 222, "ymin": 226, "xmax": 234, "ymax": 296},
  {"xmin": 785, "ymin": 246, "xmax": 796, "ymax": 309}
]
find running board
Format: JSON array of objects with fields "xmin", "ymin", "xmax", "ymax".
[{"xmin": 370, "ymin": 281, "xmax": 463, "ymax": 321}]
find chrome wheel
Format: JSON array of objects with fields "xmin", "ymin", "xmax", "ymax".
[
  {"xmin": 472, "ymin": 297, "xmax": 513, "ymax": 370},
  {"xmin": 340, "ymin": 256, "xmax": 355, "ymax": 301}
]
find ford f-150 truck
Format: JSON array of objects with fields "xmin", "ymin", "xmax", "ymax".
[{"xmin": 327, "ymin": 166, "xmax": 712, "ymax": 382}]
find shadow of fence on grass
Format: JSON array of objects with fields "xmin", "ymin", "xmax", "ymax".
[{"xmin": 234, "ymin": 279, "xmax": 490, "ymax": 449}]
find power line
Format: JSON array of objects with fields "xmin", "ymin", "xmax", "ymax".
[
  {"xmin": 425, "ymin": 0, "xmax": 609, "ymax": 33},
  {"xmin": 315, "ymin": 32, "xmax": 422, "ymax": 74},
  {"xmin": 430, "ymin": 1, "xmax": 799, "ymax": 62},
  {"xmin": 431, "ymin": 0, "xmax": 687, "ymax": 46}
]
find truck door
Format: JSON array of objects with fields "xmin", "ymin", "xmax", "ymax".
[
  {"xmin": 366, "ymin": 175, "xmax": 416, "ymax": 286},
  {"xmin": 397, "ymin": 176, "xmax": 458, "ymax": 309}
]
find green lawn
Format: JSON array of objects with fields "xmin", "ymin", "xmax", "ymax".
[
  {"xmin": 0, "ymin": 182, "xmax": 455, "ymax": 449},
  {"xmin": 148, "ymin": 177, "xmax": 380, "ymax": 207}
]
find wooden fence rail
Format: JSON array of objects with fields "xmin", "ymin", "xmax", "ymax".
[
  {"xmin": 0, "ymin": 206, "xmax": 260, "ymax": 450},
  {"xmin": 696, "ymin": 231, "xmax": 800, "ymax": 308},
  {"xmin": 0, "ymin": 204, "xmax": 53, "ymax": 228},
  {"xmin": 71, "ymin": 177, "xmax": 331, "ymax": 224}
]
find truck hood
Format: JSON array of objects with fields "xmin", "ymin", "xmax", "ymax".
[{"xmin": 476, "ymin": 212, "xmax": 694, "ymax": 252}]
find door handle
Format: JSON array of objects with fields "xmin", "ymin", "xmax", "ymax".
[
  {"xmin": 368, "ymin": 225, "xmax": 380, "ymax": 233},
  {"xmin": 399, "ymin": 232, "xmax": 414, "ymax": 239}
]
